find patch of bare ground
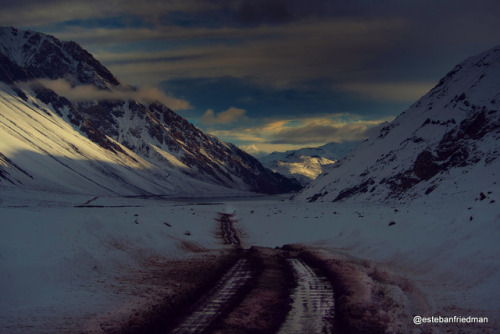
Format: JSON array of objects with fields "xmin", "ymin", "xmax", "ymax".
[
  {"xmin": 84, "ymin": 249, "xmax": 242, "ymax": 334},
  {"xmin": 287, "ymin": 245, "xmax": 431, "ymax": 334},
  {"xmin": 212, "ymin": 247, "xmax": 295, "ymax": 334}
]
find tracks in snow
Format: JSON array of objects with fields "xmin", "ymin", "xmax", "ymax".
[
  {"xmin": 278, "ymin": 258, "xmax": 335, "ymax": 334},
  {"xmin": 167, "ymin": 214, "xmax": 336, "ymax": 333},
  {"xmin": 170, "ymin": 258, "xmax": 253, "ymax": 334},
  {"xmin": 217, "ymin": 213, "xmax": 240, "ymax": 245}
]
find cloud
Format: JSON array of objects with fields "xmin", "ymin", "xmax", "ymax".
[
  {"xmin": 201, "ymin": 107, "xmax": 247, "ymax": 125},
  {"xmin": 22, "ymin": 79, "xmax": 192, "ymax": 110},
  {"xmin": 239, "ymin": 143, "xmax": 301, "ymax": 156},
  {"xmin": 335, "ymin": 81, "xmax": 435, "ymax": 102},
  {"xmin": 269, "ymin": 118, "xmax": 383, "ymax": 145},
  {"xmin": 5, "ymin": 0, "xmax": 500, "ymax": 92},
  {"xmin": 0, "ymin": 0, "xmax": 217, "ymax": 27},
  {"xmin": 207, "ymin": 115, "xmax": 392, "ymax": 153},
  {"xmin": 235, "ymin": 0, "xmax": 295, "ymax": 25},
  {"xmin": 82, "ymin": 18, "xmax": 406, "ymax": 87}
]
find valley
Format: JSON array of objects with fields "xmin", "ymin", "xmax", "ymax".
[
  {"xmin": 0, "ymin": 193, "xmax": 498, "ymax": 333},
  {"xmin": 0, "ymin": 25, "xmax": 499, "ymax": 334}
]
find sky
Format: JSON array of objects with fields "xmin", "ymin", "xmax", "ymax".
[{"xmin": 2, "ymin": 0, "xmax": 500, "ymax": 154}]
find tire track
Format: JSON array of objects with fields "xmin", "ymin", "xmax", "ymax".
[
  {"xmin": 166, "ymin": 214, "xmax": 336, "ymax": 334},
  {"xmin": 278, "ymin": 258, "xmax": 335, "ymax": 334},
  {"xmin": 218, "ymin": 213, "xmax": 240, "ymax": 245},
  {"xmin": 170, "ymin": 258, "xmax": 253, "ymax": 334}
]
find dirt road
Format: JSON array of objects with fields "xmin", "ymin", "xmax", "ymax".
[
  {"xmin": 165, "ymin": 214, "xmax": 336, "ymax": 334},
  {"xmin": 217, "ymin": 213, "xmax": 240, "ymax": 245},
  {"xmin": 278, "ymin": 258, "xmax": 335, "ymax": 334},
  {"xmin": 171, "ymin": 258, "xmax": 253, "ymax": 334},
  {"xmin": 89, "ymin": 210, "xmax": 436, "ymax": 334}
]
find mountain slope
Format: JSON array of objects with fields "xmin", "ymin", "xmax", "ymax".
[
  {"xmin": 297, "ymin": 45, "xmax": 500, "ymax": 202},
  {"xmin": 259, "ymin": 141, "xmax": 359, "ymax": 185},
  {"xmin": 0, "ymin": 26, "xmax": 300, "ymax": 196}
]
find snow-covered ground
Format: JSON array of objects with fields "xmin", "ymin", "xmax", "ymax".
[
  {"xmin": 0, "ymin": 191, "xmax": 498, "ymax": 332},
  {"xmin": 0, "ymin": 191, "xmax": 229, "ymax": 332}
]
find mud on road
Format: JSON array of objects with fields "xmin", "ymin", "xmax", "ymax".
[
  {"xmin": 278, "ymin": 258, "xmax": 335, "ymax": 334},
  {"xmin": 88, "ymin": 213, "xmax": 339, "ymax": 334},
  {"xmin": 167, "ymin": 247, "xmax": 336, "ymax": 334},
  {"xmin": 88, "ymin": 248, "xmax": 340, "ymax": 334},
  {"xmin": 171, "ymin": 258, "xmax": 253, "ymax": 334},
  {"xmin": 216, "ymin": 213, "xmax": 241, "ymax": 246}
]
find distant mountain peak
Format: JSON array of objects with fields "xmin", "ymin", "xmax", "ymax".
[{"xmin": 259, "ymin": 141, "xmax": 360, "ymax": 185}]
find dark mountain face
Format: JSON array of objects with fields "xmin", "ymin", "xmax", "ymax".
[
  {"xmin": 297, "ymin": 45, "xmax": 500, "ymax": 202},
  {"xmin": 0, "ymin": 26, "xmax": 301, "ymax": 194},
  {"xmin": 0, "ymin": 27, "xmax": 119, "ymax": 87}
]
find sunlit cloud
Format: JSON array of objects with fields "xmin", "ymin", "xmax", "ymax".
[
  {"xmin": 6, "ymin": 0, "xmax": 500, "ymax": 155},
  {"xmin": 206, "ymin": 115, "xmax": 393, "ymax": 153},
  {"xmin": 201, "ymin": 107, "xmax": 247, "ymax": 125},
  {"xmin": 207, "ymin": 130, "xmax": 266, "ymax": 144},
  {"xmin": 21, "ymin": 79, "xmax": 192, "ymax": 110}
]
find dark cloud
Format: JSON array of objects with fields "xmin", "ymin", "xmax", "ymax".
[
  {"xmin": 235, "ymin": 0, "xmax": 295, "ymax": 26},
  {"xmin": 3, "ymin": 0, "xmax": 500, "ymax": 150},
  {"xmin": 161, "ymin": 77, "xmax": 408, "ymax": 123}
]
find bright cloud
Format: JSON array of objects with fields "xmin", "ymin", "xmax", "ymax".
[
  {"xmin": 201, "ymin": 107, "xmax": 247, "ymax": 125},
  {"xmin": 22, "ymin": 79, "xmax": 192, "ymax": 110},
  {"xmin": 267, "ymin": 117, "xmax": 389, "ymax": 145},
  {"xmin": 207, "ymin": 115, "xmax": 392, "ymax": 153}
]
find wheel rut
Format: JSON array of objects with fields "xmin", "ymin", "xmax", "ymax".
[
  {"xmin": 166, "ymin": 214, "xmax": 336, "ymax": 334},
  {"xmin": 170, "ymin": 258, "xmax": 253, "ymax": 334},
  {"xmin": 217, "ymin": 213, "xmax": 240, "ymax": 245},
  {"xmin": 278, "ymin": 258, "xmax": 335, "ymax": 334}
]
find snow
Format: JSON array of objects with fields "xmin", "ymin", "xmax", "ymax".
[
  {"xmin": 259, "ymin": 141, "xmax": 360, "ymax": 165},
  {"xmin": 278, "ymin": 258, "xmax": 334, "ymax": 334},
  {"xmin": 297, "ymin": 45, "xmax": 500, "ymax": 203},
  {"xmin": 0, "ymin": 192, "xmax": 225, "ymax": 332},
  {"xmin": 259, "ymin": 141, "xmax": 360, "ymax": 185},
  {"xmin": 0, "ymin": 28, "xmax": 498, "ymax": 333},
  {"xmin": 265, "ymin": 156, "xmax": 336, "ymax": 185},
  {"xmin": 1, "ymin": 26, "xmax": 299, "ymax": 195},
  {"xmin": 0, "ymin": 191, "xmax": 498, "ymax": 332},
  {"xmin": 0, "ymin": 87, "xmax": 251, "ymax": 197}
]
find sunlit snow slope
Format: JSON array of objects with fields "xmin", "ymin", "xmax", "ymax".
[
  {"xmin": 0, "ymin": 88, "xmax": 237, "ymax": 196},
  {"xmin": 260, "ymin": 141, "xmax": 360, "ymax": 185},
  {"xmin": 298, "ymin": 45, "xmax": 500, "ymax": 203},
  {"xmin": 0, "ymin": 26, "xmax": 300, "ymax": 196}
]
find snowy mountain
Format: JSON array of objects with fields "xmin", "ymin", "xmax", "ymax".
[
  {"xmin": 297, "ymin": 45, "xmax": 500, "ymax": 202},
  {"xmin": 259, "ymin": 141, "xmax": 360, "ymax": 185},
  {"xmin": 0, "ymin": 26, "xmax": 300, "ymax": 196}
]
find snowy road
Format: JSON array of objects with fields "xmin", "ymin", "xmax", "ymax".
[
  {"xmin": 278, "ymin": 258, "xmax": 335, "ymax": 334},
  {"xmin": 218, "ymin": 213, "xmax": 240, "ymax": 245},
  {"xmin": 170, "ymin": 258, "xmax": 253, "ymax": 334},
  {"xmin": 167, "ymin": 214, "xmax": 336, "ymax": 333}
]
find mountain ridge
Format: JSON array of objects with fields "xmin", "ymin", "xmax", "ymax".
[
  {"xmin": 0, "ymin": 26, "xmax": 301, "ymax": 195},
  {"xmin": 296, "ymin": 44, "xmax": 500, "ymax": 202}
]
